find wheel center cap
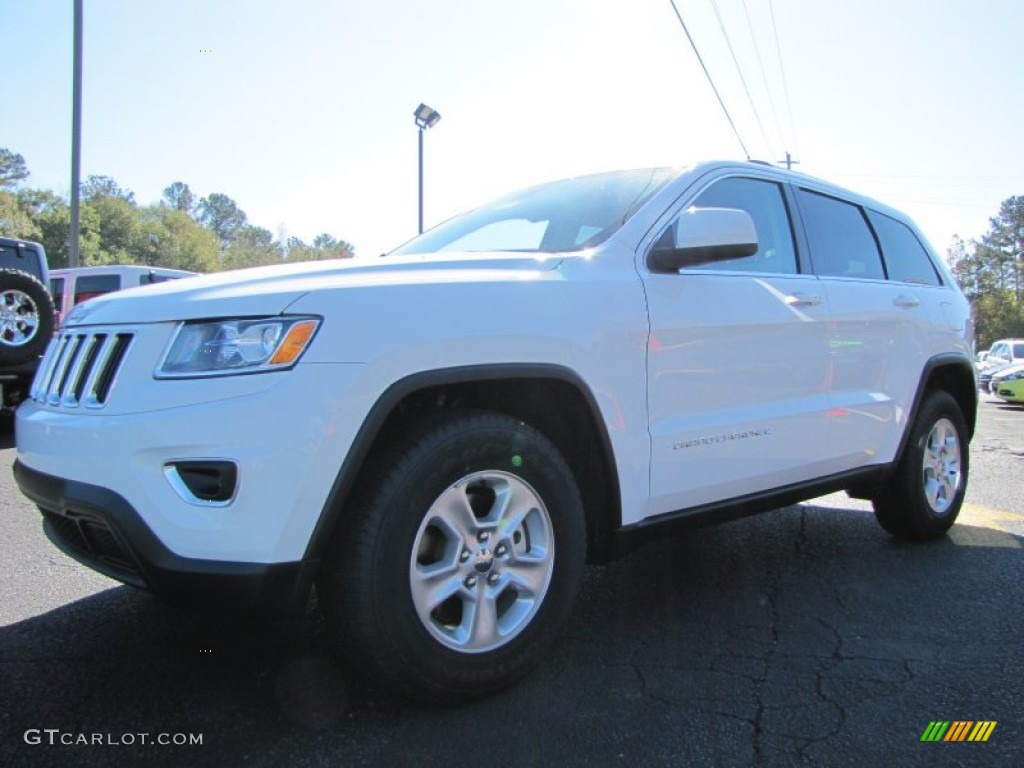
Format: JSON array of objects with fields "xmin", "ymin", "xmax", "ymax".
[{"xmin": 473, "ymin": 549, "xmax": 494, "ymax": 573}]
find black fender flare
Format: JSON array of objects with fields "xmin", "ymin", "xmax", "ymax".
[{"xmin": 301, "ymin": 363, "xmax": 622, "ymax": 566}]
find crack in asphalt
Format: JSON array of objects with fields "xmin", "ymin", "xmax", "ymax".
[{"xmin": 751, "ymin": 521, "xmax": 785, "ymax": 764}]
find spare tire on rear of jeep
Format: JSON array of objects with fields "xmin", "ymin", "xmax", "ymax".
[{"xmin": 0, "ymin": 268, "xmax": 56, "ymax": 365}]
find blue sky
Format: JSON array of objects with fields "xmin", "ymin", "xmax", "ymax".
[{"xmin": 2, "ymin": 0, "xmax": 1022, "ymax": 259}]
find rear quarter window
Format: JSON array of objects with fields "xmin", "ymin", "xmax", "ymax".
[{"xmin": 866, "ymin": 210, "xmax": 942, "ymax": 286}]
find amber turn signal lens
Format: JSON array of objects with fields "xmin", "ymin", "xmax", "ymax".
[{"xmin": 269, "ymin": 320, "xmax": 318, "ymax": 365}]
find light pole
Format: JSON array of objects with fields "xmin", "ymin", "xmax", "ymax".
[
  {"xmin": 414, "ymin": 103, "xmax": 441, "ymax": 234},
  {"xmin": 70, "ymin": 0, "xmax": 83, "ymax": 268}
]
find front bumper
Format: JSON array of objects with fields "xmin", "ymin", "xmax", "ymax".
[
  {"xmin": 16, "ymin": 346, "xmax": 367, "ymax": 564},
  {"xmin": 14, "ymin": 460, "xmax": 315, "ymax": 615},
  {"xmin": 15, "ymin": 320, "xmax": 372, "ymax": 611}
]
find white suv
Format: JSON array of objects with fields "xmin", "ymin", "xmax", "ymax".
[{"xmin": 14, "ymin": 161, "xmax": 976, "ymax": 702}]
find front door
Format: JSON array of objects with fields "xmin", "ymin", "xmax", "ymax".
[{"xmin": 642, "ymin": 176, "xmax": 833, "ymax": 517}]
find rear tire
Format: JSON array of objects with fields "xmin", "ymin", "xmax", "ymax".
[
  {"xmin": 873, "ymin": 390, "xmax": 968, "ymax": 540},
  {"xmin": 317, "ymin": 411, "xmax": 586, "ymax": 703}
]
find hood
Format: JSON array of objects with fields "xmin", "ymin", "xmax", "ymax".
[
  {"xmin": 992, "ymin": 362, "xmax": 1024, "ymax": 379},
  {"xmin": 62, "ymin": 252, "xmax": 566, "ymax": 326}
]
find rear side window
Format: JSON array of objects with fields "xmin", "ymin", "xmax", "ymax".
[
  {"xmin": 867, "ymin": 210, "xmax": 941, "ymax": 286},
  {"xmin": 73, "ymin": 274, "xmax": 122, "ymax": 305},
  {"xmin": 797, "ymin": 189, "xmax": 884, "ymax": 280}
]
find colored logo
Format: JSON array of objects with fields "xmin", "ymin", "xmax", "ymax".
[{"xmin": 920, "ymin": 721, "xmax": 997, "ymax": 742}]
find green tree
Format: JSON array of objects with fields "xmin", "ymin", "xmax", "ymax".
[
  {"xmin": 286, "ymin": 234, "xmax": 354, "ymax": 263},
  {"xmin": 312, "ymin": 233, "xmax": 355, "ymax": 259},
  {"xmin": 134, "ymin": 206, "xmax": 219, "ymax": 273},
  {"xmin": 950, "ymin": 195, "xmax": 1024, "ymax": 349},
  {"xmin": 285, "ymin": 236, "xmax": 312, "ymax": 262},
  {"xmin": 81, "ymin": 174, "xmax": 136, "ymax": 203},
  {"xmin": 0, "ymin": 148, "xmax": 29, "ymax": 189},
  {"xmin": 219, "ymin": 225, "xmax": 283, "ymax": 271},
  {"xmin": 197, "ymin": 193, "xmax": 247, "ymax": 249},
  {"xmin": 3, "ymin": 159, "xmax": 358, "ymax": 275},
  {"xmin": 29, "ymin": 195, "xmax": 103, "ymax": 269},
  {"xmin": 85, "ymin": 195, "xmax": 140, "ymax": 264},
  {"xmin": 162, "ymin": 181, "xmax": 196, "ymax": 215},
  {"xmin": 0, "ymin": 190, "xmax": 39, "ymax": 238}
]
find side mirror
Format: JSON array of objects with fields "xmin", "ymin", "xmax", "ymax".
[{"xmin": 647, "ymin": 207, "xmax": 759, "ymax": 273}]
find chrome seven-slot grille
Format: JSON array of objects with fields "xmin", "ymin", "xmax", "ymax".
[{"xmin": 31, "ymin": 331, "xmax": 134, "ymax": 408}]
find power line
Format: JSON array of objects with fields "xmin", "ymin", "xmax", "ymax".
[
  {"xmin": 668, "ymin": 0, "xmax": 750, "ymax": 159},
  {"xmin": 708, "ymin": 0, "xmax": 771, "ymax": 154},
  {"xmin": 742, "ymin": 0, "xmax": 786, "ymax": 155},
  {"xmin": 768, "ymin": 0, "xmax": 800, "ymax": 156}
]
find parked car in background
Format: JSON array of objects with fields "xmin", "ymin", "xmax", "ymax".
[
  {"xmin": 1, "ymin": 236, "xmax": 54, "ymax": 412},
  {"xmin": 50, "ymin": 265, "xmax": 197, "ymax": 328},
  {"xmin": 989, "ymin": 363, "xmax": 1024, "ymax": 403},
  {"xmin": 977, "ymin": 338, "xmax": 1024, "ymax": 392}
]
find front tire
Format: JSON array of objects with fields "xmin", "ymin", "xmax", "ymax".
[
  {"xmin": 873, "ymin": 390, "xmax": 969, "ymax": 540},
  {"xmin": 317, "ymin": 411, "xmax": 586, "ymax": 703}
]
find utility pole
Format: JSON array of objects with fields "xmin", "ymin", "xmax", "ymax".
[{"xmin": 777, "ymin": 152, "xmax": 799, "ymax": 171}]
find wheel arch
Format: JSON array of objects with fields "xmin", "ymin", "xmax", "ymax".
[
  {"xmin": 896, "ymin": 353, "xmax": 977, "ymax": 461},
  {"xmin": 304, "ymin": 364, "xmax": 623, "ymax": 569}
]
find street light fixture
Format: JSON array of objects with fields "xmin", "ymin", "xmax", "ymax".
[{"xmin": 414, "ymin": 103, "xmax": 441, "ymax": 234}]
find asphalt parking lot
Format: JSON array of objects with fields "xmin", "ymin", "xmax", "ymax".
[{"xmin": 1, "ymin": 395, "xmax": 1022, "ymax": 767}]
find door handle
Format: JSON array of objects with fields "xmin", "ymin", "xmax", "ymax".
[
  {"xmin": 785, "ymin": 293, "xmax": 822, "ymax": 307},
  {"xmin": 894, "ymin": 295, "xmax": 920, "ymax": 309}
]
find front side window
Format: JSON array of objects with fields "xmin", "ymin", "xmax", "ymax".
[
  {"xmin": 867, "ymin": 210, "xmax": 941, "ymax": 286},
  {"xmin": 797, "ymin": 189, "xmax": 884, "ymax": 280},
  {"xmin": 392, "ymin": 168, "xmax": 675, "ymax": 255},
  {"xmin": 666, "ymin": 177, "xmax": 798, "ymax": 274}
]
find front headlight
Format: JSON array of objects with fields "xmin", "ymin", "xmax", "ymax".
[{"xmin": 156, "ymin": 316, "xmax": 320, "ymax": 378}]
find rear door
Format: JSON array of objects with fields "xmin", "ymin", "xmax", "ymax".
[
  {"xmin": 642, "ymin": 175, "xmax": 833, "ymax": 515},
  {"xmin": 793, "ymin": 189, "xmax": 937, "ymax": 470}
]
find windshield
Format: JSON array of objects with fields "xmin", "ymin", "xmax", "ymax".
[{"xmin": 392, "ymin": 168, "xmax": 676, "ymax": 256}]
